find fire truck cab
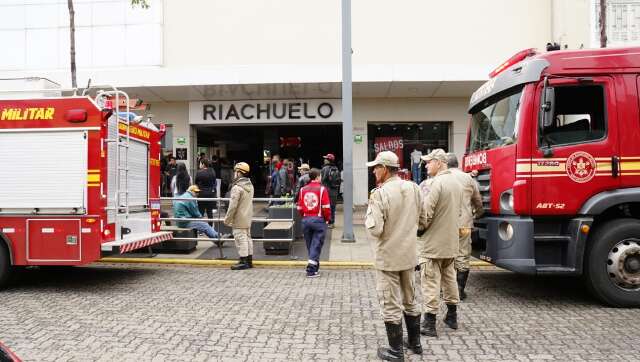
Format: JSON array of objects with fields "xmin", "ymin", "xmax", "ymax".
[
  {"xmin": 0, "ymin": 78, "xmax": 172, "ymax": 286},
  {"xmin": 465, "ymin": 47, "xmax": 640, "ymax": 307}
]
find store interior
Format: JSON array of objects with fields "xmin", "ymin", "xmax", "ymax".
[{"xmin": 195, "ymin": 124, "xmax": 343, "ymax": 196}]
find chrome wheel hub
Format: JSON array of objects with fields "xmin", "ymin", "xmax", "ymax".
[{"xmin": 607, "ymin": 239, "xmax": 640, "ymax": 290}]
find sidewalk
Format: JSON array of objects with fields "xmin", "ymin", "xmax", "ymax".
[
  {"xmin": 106, "ymin": 204, "xmax": 491, "ymax": 267},
  {"xmin": 117, "ymin": 205, "xmax": 374, "ymax": 263}
]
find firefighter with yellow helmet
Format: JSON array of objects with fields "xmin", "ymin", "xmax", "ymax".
[{"xmin": 224, "ymin": 162, "xmax": 255, "ymax": 270}]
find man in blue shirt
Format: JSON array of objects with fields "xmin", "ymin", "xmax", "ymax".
[{"xmin": 173, "ymin": 185, "xmax": 219, "ymax": 239}]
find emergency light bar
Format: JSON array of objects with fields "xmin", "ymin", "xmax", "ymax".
[
  {"xmin": 64, "ymin": 109, "xmax": 87, "ymax": 122},
  {"xmin": 489, "ymin": 48, "xmax": 537, "ymax": 78}
]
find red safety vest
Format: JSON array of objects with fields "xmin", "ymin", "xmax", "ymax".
[{"xmin": 297, "ymin": 180, "xmax": 331, "ymax": 222}]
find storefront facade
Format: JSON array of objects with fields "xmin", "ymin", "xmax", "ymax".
[{"xmin": 146, "ymin": 94, "xmax": 468, "ymax": 205}]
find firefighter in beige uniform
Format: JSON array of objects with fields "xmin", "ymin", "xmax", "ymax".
[
  {"xmin": 447, "ymin": 153, "xmax": 484, "ymax": 300},
  {"xmin": 224, "ymin": 162, "xmax": 255, "ymax": 271},
  {"xmin": 418, "ymin": 149, "xmax": 462, "ymax": 337},
  {"xmin": 365, "ymin": 151, "xmax": 424, "ymax": 361}
]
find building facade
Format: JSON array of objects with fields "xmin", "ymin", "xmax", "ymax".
[{"xmin": 3, "ymin": 0, "xmax": 637, "ymax": 204}]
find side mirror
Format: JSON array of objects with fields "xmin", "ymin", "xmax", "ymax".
[{"xmin": 541, "ymin": 84, "xmax": 555, "ymax": 128}]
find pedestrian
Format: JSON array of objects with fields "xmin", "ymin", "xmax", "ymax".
[
  {"xmin": 418, "ymin": 149, "xmax": 463, "ymax": 337},
  {"xmin": 293, "ymin": 163, "xmax": 311, "ymax": 202},
  {"xmin": 224, "ymin": 162, "xmax": 255, "ymax": 270},
  {"xmin": 164, "ymin": 156, "xmax": 177, "ymax": 196},
  {"xmin": 365, "ymin": 151, "xmax": 424, "ymax": 361},
  {"xmin": 171, "ymin": 162, "xmax": 191, "ymax": 197},
  {"xmin": 269, "ymin": 161, "xmax": 283, "ymax": 204},
  {"xmin": 195, "ymin": 158, "xmax": 217, "ymax": 226},
  {"xmin": 278, "ymin": 159, "xmax": 291, "ymax": 196},
  {"xmin": 211, "ymin": 155, "xmax": 222, "ymax": 191},
  {"xmin": 320, "ymin": 153, "xmax": 341, "ymax": 228},
  {"xmin": 173, "ymin": 184, "xmax": 219, "ymax": 240},
  {"xmin": 286, "ymin": 159, "xmax": 296, "ymax": 194},
  {"xmin": 297, "ymin": 168, "xmax": 331, "ymax": 278},
  {"xmin": 446, "ymin": 153, "xmax": 483, "ymax": 300},
  {"xmin": 196, "ymin": 152, "xmax": 206, "ymax": 168}
]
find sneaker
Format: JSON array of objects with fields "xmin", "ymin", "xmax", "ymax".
[{"xmin": 306, "ymin": 271, "xmax": 320, "ymax": 278}]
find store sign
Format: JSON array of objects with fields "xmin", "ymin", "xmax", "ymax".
[
  {"xmin": 374, "ymin": 136, "xmax": 404, "ymax": 168},
  {"xmin": 354, "ymin": 134, "xmax": 363, "ymax": 144},
  {"xmin": 189, "ymin": 99, "xmax": 341, "ymax": 125},
  {"xmin": 176, "ymin": 137, "xmax": 186, "ymax": 145}
]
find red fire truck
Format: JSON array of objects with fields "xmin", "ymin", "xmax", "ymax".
[
  {"xmin": 0, "ymin": 80, "xmax": 172, "ymax": 286},
  {"xmin": 464, "ymin": 46, "xmax": 640, "ymax": 307}
]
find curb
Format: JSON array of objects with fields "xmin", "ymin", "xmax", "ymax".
[{"xmin": 97, "ymin": 257, "xmax": 493, "ymax": 268}]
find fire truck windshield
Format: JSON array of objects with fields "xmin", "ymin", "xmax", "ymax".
[{"xmin": 468, "ymin": 86, "xmax": 523, "ymax": 152}]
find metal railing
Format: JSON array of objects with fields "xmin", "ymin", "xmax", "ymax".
[{"xmin": 158, "ymin": 196, "xmax": 297, "ymax": 259}]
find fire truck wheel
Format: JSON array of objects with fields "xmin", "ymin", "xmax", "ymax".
[
  {"xmin": 584, "ymin": 218, "xmax": 640, "ymax": 307},
  {"xmin": 0, "ymin": 243, "xmax": 11, "ymax": 289}
]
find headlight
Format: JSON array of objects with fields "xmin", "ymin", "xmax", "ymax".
[{"xmin": 500, "ymin": 189, "xmax": 514, "ymax": 213}]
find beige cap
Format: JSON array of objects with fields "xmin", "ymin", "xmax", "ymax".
[
  {"xmin": 234, "ymin": 162, "xmax": 250, "ymax": 174},
  {"xmin": 366, "ymin": 151, "xmax": 400, "ymax": 167},
  {"xmin": 187, "ymin": 185, "xmax": 201, "ymax": 193},
  {"xmin": 299, "ymin": 163, "xmax": 310, "ymax": 171},
  {"xmin": 421, "ymin": 148, "xmax": 448, "ymax": 162}
]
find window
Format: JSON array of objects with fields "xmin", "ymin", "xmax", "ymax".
[
  {"xmin": 367, "ymin": 122, "xmax": 450, "ymax": 189},
  {"xmin": 469, "ymin": 87, "xmax": 523, "ymax": 152},
  {"xmin": 0, "ymin": 0, "xmax": 163, "ymax": 71},
  {"xmin": 159, "ymin": 124, "xmax": 173, "ymax": 152},
  {"xmin": 541, "ymin": 85, "xmax": 606, "ymax": 146},
  {"xmin": 592, "ymin": 0, "xmax": 640, "ymax": 46}
]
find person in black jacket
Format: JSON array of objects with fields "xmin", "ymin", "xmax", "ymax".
[
  {"xmin": 321, "ymin": 153, "xmax": 341, "ymax": 228},
  {"xmin": 195, "ymin": 158, "xmax": 217, "ymax": 226}
]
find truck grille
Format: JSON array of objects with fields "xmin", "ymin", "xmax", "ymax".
[{"xmin": 476, "ymin": 169, "xmax": 491, "ymax": 213}]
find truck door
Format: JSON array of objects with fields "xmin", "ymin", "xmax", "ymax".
[{"xmin": 531, "ymin": 76, "xmax": 620, "ymax": 215}]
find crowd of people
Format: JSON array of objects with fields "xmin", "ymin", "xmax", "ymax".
[
  {"xmin": 365, "ymin": 148, "xmax": 483, "ymax": 361},
  {"xmin": 161, "ymin": 151, "xmax": 342, "ymax": 274}
]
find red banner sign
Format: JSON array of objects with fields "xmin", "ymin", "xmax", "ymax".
[{"xmin": 374, "ymin": 136, "xmax": 404, "ymax": 168}]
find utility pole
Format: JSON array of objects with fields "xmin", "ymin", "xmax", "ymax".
[
  {"xmin": 341, "ymin": 0, "xmax": 355, "ymax": 242},
  {"xmin": 599, "ymin": 0, "xmax": 607, "ymax": 48}
]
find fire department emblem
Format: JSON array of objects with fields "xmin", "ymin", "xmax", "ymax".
[
  {"xmin": 304, "ymin": 193, "xmax": 319, "ymax": 209},
  {"xmin": 566, "ymin": 151, "xmax": 597, "ymax": 183}
]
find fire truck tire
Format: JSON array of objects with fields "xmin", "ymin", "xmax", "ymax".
[
  {"xmin": 0, "ymin": 243, "xmax": 11, "ymax": 289},
  {"xmin": 584, "ymin": 218, "xmax": 640, "ymax": 307}
]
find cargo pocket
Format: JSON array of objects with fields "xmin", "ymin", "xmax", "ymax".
[{"xmin": 365, "ymin": 207, "xmax": 375, "ymax": 229}]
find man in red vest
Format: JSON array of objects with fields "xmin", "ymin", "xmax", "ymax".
[{"xmin": 297, "ymin": 168, "xmax": 331, "ymax": 277}]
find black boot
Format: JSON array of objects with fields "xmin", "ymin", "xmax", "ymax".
[
  {"xmin": 457, "ymin": 270, "xmax": 469, "ymax": 300},
  {"xmin": 230, "ymin": 257, "xmax": 250, "ymax": 270},
  {"xmin": 402, "ymin": 314, "xmax": 423, "ymax": 355},
  {"xmin": 247, "ymin": 255, "xmax": 254, "ymax": 268},
  {"xmin": 443, "ymin": 304, "xmax": 458, "ymax": 330},
  {"xmin": 420, "ymin": 313, "xmax": 437, "ymax": 337},
  {"xmin": 377, "ymin": 322, "xmax": 404, "ymax": 361}
]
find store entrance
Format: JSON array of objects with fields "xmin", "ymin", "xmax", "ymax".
[{"xmin": 195, "ymin": 124, "xmax": 342, "ymax": 196}]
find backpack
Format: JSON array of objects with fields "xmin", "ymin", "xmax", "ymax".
[{"xmin": 327, "ymin": 166, "xmax": 341, "ymax": 189}]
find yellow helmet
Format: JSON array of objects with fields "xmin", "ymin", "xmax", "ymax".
[{"xmin": 234, "ymin": 162, "xmax": 250, "ymax": 174}]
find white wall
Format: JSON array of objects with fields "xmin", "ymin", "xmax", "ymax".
[
  {"xmin": 161, "ymin": 0, "xmax": 581, "ymax": 68},
  {"xmin": 148, "ymin": 101, "xmax": 190, "ymax": 162}
]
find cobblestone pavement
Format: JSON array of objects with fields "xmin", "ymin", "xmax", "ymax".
[{"xmin": 0, "ymin": 265, "xmax": 638, "ymax": 361}]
